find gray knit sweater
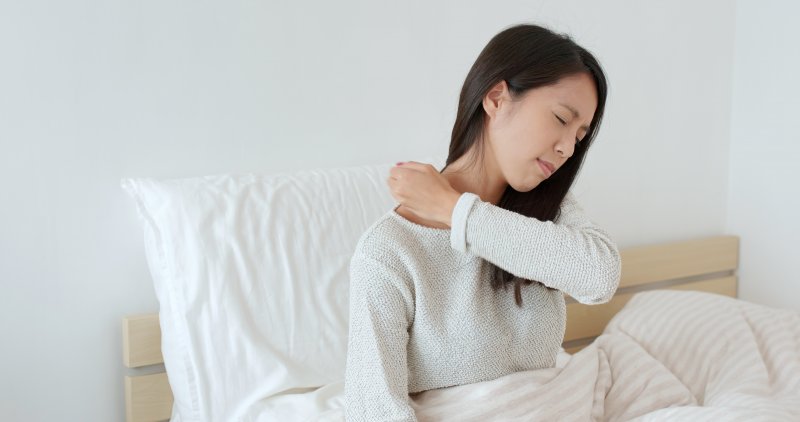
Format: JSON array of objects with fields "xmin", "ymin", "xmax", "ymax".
[{"xmin": 344, "ymin": 191, "xmax": 621, "ymax": 421}]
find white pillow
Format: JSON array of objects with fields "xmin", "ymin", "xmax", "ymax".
[{"xmin": 121, "ymin": 157, "xmax": 442, "ymax": 421}]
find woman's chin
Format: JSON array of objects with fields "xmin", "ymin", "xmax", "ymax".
[{"xmin": 510, "ymin": 179, "xmax": 541, "ymax": 193}]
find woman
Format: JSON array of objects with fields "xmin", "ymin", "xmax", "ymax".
[{"xmin": 345, "ymin": 23, "xmax": 621, "ymax": 421}]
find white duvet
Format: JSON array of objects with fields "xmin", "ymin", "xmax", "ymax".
[{"xmin": 252, "ymin": 290, "xmax": 800, "ymax": 421}]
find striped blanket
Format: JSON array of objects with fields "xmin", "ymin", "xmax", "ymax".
[{"xmin": 308, "ymin": 290, "xmax": 800, "ymax": 421}]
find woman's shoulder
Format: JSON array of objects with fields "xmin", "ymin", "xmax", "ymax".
[
  {"xmin": 353, "ymin": 211, "xmax": 413, "ymax": 255},
  {"xmin": 351, "ymin": 208, "xmax": 442, "ymax": 266},
  {"xmin": 346, "ymin": 212, "xmax": 415, "ymax": 286}
]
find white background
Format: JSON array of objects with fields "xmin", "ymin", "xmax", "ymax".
[{"xmin": 0, "ymin": 0, "xmax": 797, "ymax": 420}]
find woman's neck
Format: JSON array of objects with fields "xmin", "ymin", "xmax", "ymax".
[{"xmin": 441, "ymin": 145, "xmax": 507, "ymax": 206}]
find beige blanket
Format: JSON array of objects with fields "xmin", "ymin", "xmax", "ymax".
[{"xmin": 310, "ymin": 290, "xmax": 800, "ymax": 421}]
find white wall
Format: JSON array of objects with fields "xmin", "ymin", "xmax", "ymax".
[
  {"xmin": 728, "ymin": 0, "xmax": 800, "ymax": 311},
  {"xmin": 0, "ymin": 1, "xmax": 739, "ymax": 420}
]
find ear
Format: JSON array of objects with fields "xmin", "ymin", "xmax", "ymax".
[{"xmin": 482, "ymin": 80, "xmax": 511, "ymax": 120}]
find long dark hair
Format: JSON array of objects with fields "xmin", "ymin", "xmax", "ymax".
[{"xmin": 440, "ymin": 23, "xmax": 608, "ymax": 307}]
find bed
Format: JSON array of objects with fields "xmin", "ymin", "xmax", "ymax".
[{"xmin": 120, "ymin": 162, "xmax": 799, "ymax": 421}]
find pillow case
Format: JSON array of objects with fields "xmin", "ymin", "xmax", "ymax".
[{"xmin": 121, "ymin": 157, "xmax": 441, "ymax": 421}]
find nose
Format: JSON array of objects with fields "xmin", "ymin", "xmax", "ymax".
[{"xmin": 555, "ymin": 134, "xmax": 575, "ymax": 158}]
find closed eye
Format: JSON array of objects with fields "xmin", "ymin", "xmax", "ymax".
[{"xmin": 554, "ymin": 113, "xmax": 585, "ymax": 145}]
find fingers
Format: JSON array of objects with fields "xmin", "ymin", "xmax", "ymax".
[
  {"xmin": 387, "ymin": 168, "xmax": 411, "ymax": 194},
  {"xmin": 394, "ymin": 161, "xmax": 436, "ymax": 173},
  {"xmin": 386, "ymin": 174, "xmax": 402, "ymax": 201},
  {"xmin": 388, "ymin": 165, "xmax": 417, "ymax": 179},
  {"xmin": 387, "ymin": 162, "xmax": 434, "ymax": 189},
  {"xmin": 388, "ymin": 166, "xmax": 402, "ymax": 179}
]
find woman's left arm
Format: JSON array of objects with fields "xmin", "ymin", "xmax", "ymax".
[{"xmin": 450, "ymin": 190, "xmax": 621, "ymax": 305}]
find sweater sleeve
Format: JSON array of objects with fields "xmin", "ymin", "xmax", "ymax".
[
  {"xmin": 344, "ymin": 251, "xmax": 418, "ymax": 422},
  {"xmin": 449, "ymin": 190, "xmax": 621, "ymax": 305}
]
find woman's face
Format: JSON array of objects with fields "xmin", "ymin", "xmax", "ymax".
[{"xmin": 484, "ymin": 72, "xmax": 597, "ymax": 192}]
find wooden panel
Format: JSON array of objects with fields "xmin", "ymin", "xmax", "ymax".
[
  {"xmin": 562, "ymin": 276, "xmax": 737, "ymax": 347},
  {"xmin": 669, "ymin": 275, "xmax": 738, "ymax": 297},
  {"xmin": 564, "ymin": 344, "xmax": 588, "ymax": 355},
  {"xmin": 123, "ymin": 314, "xmax": 163, "ymax": 368},
  {"xmin": 562, "ymin": 336, "xmax": 594, "ymax": 355},
  {"xmin": 125, "ymin": 372, "xmax": 173, "ymax": 422},
  {"xmin": 618, "ymin": 235, "xmax": 738, "ymax": 288},
  {"xmin": 564, "ymin": 291, "xmax": 635, "ymax": 343}
]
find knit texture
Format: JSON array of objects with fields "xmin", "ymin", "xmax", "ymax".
[{"xmin": 344, "ymin": 191, "xmax": 622, "ymax": 421}]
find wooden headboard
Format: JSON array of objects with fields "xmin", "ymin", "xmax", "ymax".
[{"xmin": 122, "ymin": 234, "xmax": 739, "ymax": 422}]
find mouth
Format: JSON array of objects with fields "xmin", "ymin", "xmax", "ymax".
[{"xmin": 537, "ymin": 159, "xmax": 555, "ymax": 178}]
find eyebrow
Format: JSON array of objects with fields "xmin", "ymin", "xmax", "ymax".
[{"xmin": 558, "ymin": 102, "xmax": 590, "ymax": 132}]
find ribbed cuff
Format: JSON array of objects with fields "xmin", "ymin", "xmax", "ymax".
[{"xmin": 449, "ymin": 192, "xmax": 479, "ymax": 253}]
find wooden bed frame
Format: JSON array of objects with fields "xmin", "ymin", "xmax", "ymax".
[{"xmin": 122, "ymin": 234, "xmax": 739, "ymax": 422}]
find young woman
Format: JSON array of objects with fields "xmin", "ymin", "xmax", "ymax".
[{"xmin": 344, "ymin": 23, "xmax": 621, "ymax": 421}]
